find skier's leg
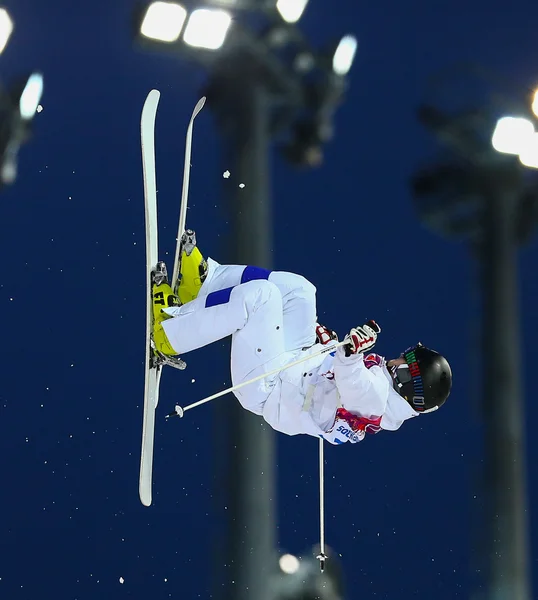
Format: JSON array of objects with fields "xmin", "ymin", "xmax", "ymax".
[
  {"xmin": 268, "ymin": 271, "xmax": 317, "ymax": 352},
  {"xmin": 228, "ymin": 281, "xmax": 287, "ymax": 415},
  {"xmin": 199, "ymin": 262, "xmax": 246, "ymax": 297},
  {"xmin": 161, "ymin": 278, "xmax": 285, "ymax": 360},
  {"xmin": 198, "ymin": 264, "xmax": 317, "ymax": 352}
]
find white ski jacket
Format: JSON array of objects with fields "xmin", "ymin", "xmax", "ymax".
[{"xmin": 262, "ymin": 346, "xmax": 420, "ymax": 444}]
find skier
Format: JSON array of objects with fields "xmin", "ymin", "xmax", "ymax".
[{"xmin": 151, "ymin": 232, "xmax": 452, "ymax": 445}]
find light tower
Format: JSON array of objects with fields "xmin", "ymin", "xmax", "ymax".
[{"xmin": 411, "ymin": 66, "xmax": 538, "ymax": 600}]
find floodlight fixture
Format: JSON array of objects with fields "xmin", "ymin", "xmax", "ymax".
[
  {"xmin": 140, "ymin": 1, "xmax": 187, "ymax": 42},
  {"xmin": 491, "ymin": 116, "xmax": 534, "ymax": 155},
  {"xmin": 276, "ymin": 0, "xmax": 309, "ymax": 24},
  {"xmin": 183, "ymin": 9, "xmax": 231, "ymax": 50},
  {"xmin": 519, "ymin": 132, "xmax": 538, "ymax": 169},
  {"xmin": 0, "ymin": 72, "xmax": 45, "ymax": 187},
  {"xmin": 332, "ymin": 35, "xmax": 357, "ymax": 76},
  {"xmin": 0, "ymin": 7, "xmax": 13, "ymax": 54},
  {"xmin": 532, "ymin": 89, "xmax": 538, "ymax": 119},
  {"xmin": 19, "ymin": 73, "xmax": 43, "ymax": 120}
]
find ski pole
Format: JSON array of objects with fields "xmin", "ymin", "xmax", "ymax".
[
  {"xmin": 166, "ymin": 340, "xmax": 349, "ymax": 419},
  {"xmin": 316, "ymin": 437, "xmax": 328, "ymax": 572}
]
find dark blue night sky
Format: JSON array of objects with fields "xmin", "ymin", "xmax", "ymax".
[{"xmin": 0, "ymin": 0, "xmax": 537, "ymax": 598}]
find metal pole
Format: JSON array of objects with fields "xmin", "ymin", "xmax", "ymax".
[
  {"xmin": 209, "ymin": 73, "xmax": 276, "ymax": 600},
  {"xmin": 479, "ymin": 183, "xmax": 531, "ymax": 600}
]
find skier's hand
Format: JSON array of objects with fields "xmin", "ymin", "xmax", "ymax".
[
  {"xmin": 316, "ymin": 323, "xmax": 338, "ymax": 345},
  {"xmin": 344, "ymin": 320, "xmax": 380, "ymax": 357}
]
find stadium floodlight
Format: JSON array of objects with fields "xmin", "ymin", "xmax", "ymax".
[
  {"xmin": 279, "ymin": 554, "xmax": 300, "ymax": 575},
  {"xmin": 276, "ymin": 0, "xmax": 309, "ymax": 24},
  {"xmin": 519, "ymin": 132, "xmax": 538, "ymax": 169},
  {"xmin": 0, "ymin": 7, "xmax": 13, "ymax": 54},
  {"xmin": 332, "ymin": 35, "xmax": 357, "ymax": 76},
  {"xmin": 140, "ymin": 1, "xmax": 187, "ymax": 43},
  {"xmin": 532, "ymin": 89, "xmax": 538, "ymax": 119},
  {"xmin": 19, "ymin": 73, "xmax": 43, "ymax": 120},
  {"xmin": 0, "ymin": 71, "xmax": 45, "ymax": 186},
  {"xmin": 183, "ymin": 9, "xmax": 231, "ymax": 50},
  {"xmin": 491, "ymin": 116, "xmax": 534, "ymax": 155}
]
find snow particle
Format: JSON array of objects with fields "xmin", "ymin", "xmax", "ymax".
[
  {"xmin": 119, "ymin": 577, "xmax": 124, "ymax": 584},
  {"xmin": 239, "ymin": 183, "xmax": 245, "ymax": 188},
  {"xmin": 223, "ymin": 170, "xmax": 230, "ymax": 179},
  {"xmin": 37, "ymin": 105, "xmax": 43, "ymax": 113}
]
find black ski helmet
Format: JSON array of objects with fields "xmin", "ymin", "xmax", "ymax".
[{"xmin": 392, "ymin": 343, "xmax": 452, "ymax": 413}]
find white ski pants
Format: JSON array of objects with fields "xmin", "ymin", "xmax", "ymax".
[{"xmin": 162, "ymin": 265, "xmax": 318, "ymax": 415}]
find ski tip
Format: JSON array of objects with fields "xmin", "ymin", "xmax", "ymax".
[
  {"xmin": 193, "ymin": 96, "xmax": 206, "ymax": 118},
  {"xmin": 140, "ymin": 490, "xmax": 152, "ymax": 507}
]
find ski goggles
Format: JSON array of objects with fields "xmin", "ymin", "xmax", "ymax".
[
  {"xmin": 390, "ymin": 363, "xmax": 413, "ymax": 387},
  {"xmin": 390, "ymin": 363, "xmax": 430, "ymax": 412}
]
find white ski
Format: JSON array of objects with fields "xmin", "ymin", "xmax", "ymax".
[
  {"xmin": 172, "ymin": 96, "xmax": 206, "ymax": 293},
  {"xmin": 139, "ymin": 91, "xmax": 206, "ymax": 506},
  {"xmin": 140, "ymin": 89, "xmax": 161, "ymax": 507}
]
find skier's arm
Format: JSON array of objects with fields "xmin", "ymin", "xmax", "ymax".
[{"xmin": 332, "ymin": 346, "xmax": 390, "ymax": 419}]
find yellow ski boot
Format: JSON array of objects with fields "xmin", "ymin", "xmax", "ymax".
[
  {"xmin": 176, "ymin": 230, "xmax": 208, "ymax": 304},
  {"xmin": 152, "ymin": 262, "xmax": 180, "ymax": 356}
]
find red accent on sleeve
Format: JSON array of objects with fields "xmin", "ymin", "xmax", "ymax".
[
  {"xmin": 335, "ymin": 407, "xmax": 382, "ymax": 435},
  {"xmin": 364, "ymin": 353, "xmax": 384, "ymax": 370}
]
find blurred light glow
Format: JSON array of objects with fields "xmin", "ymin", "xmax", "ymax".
[
  {"xmin": 532, "ymin": 89, "xmax": 538, "ymax": 119},
  {"xmin": 276, "ymin": 0, "xmax": 308, "ymax": 24},
  {"xmin": 19, "ymin": 73, "xmax": 44, "ymax": 120},
  {"xmin": 519, "ymin": 132, "xmax": 538, "ymax": 169},
  {"xmin": 294, "ymin": 51, "xmax": 315, "ymax": 73},
  {"xmin": 0, "ymin": 8, "xmax": 13, "ymax": 54},
  {"xmin": 183, "ymin": 9, "xmax": 231, "ymax": 50},
  {"xmin": 491, "ymin": 116, "xmax": 534, "ymax": 155},
  {"xmin": 279, "ymin": 554, "xmax": 300, "ymax": 574},
  {"xmin": 2, "ymin": 157, "xmax": 16, "ymax": 185},
  {"xmin": 140, "ymin": 2, "xmax": 187, "ymax": 42},
  {"xmin": 332, "ymin": 35, "xmax": 357, "ymax": 76}
]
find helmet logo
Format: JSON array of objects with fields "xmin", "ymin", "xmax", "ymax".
[{"xmin": 403, "ymin": 348, "xmax": 426, "ymax": 411}]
